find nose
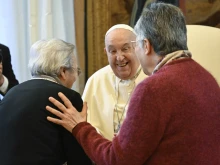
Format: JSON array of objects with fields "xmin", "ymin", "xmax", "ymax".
[{"xmin": 116, "ymin": 51, "xmax": 125, "ymax": 61}]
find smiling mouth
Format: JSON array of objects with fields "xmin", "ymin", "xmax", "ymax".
[{"xmin": 117, "ymin": 62, "xmax": 128, "ymax": 67}]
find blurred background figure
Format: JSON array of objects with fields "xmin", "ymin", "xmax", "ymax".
[{"xmin": 0, "ymin": 44, "xmax": 19, "ymax": 100}]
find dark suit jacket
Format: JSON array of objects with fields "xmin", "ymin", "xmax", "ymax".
[
  {"xmin": 0, "ymin": 79, "xmax": 92, "ymax": 165},
  {"xmin": 0, "ymin": 43, "xmax": 19, "ymax": 96}
]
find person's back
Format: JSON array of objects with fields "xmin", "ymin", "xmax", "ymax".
[
  {"xmin": 132, "ymin": 58, "xmax": 220, "ymax": 164},
  {"xmin": 0, "ymin": 38, "xmax": 92, "ymax": 165},
  {"xmin": 0, "ymin": 79, "xmax": 91, "ymax": 165}
]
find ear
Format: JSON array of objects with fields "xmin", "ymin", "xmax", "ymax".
[
  {"xmin": 104, "ymin": 47, "xmax": 107, "ymax": 54},
  {"xmin": 59, "ymin": 67, "xmax": 67, "ymax": 80},
  {"xmin": 144, "ymin": 39, "xmax": 152, "ymax": 56}
]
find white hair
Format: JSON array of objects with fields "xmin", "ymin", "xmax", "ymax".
[{"xmin": 28, "ymin": 38, "xmax": 77, "ymax": 78}]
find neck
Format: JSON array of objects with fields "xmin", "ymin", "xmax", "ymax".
[
  {"xmin": 32, "ymin": 75, "xmax": 61, "ymax": 84},
  {"xmin": 152, "ymin": 50, "xmax": 191, "ymax": 74}
]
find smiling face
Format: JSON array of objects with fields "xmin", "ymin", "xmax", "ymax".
[{"xmin": 104, "ymin": 28, "xmax": 140, "ymax": 80}]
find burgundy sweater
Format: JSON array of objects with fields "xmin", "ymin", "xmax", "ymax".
[{"xmin": 73, "ymin": 58, "xmax": 220, "ymax": 165}]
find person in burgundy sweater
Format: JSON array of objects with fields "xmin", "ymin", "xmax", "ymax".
[{"xmin": 46, "ymin": 2, "xmax": 220, "ymax": 165}]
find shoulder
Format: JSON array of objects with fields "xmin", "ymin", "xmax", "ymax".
[
  {"xmin": 86, "ymin": 65, "xmax": 114, "ymax": 83},
  {"xmin": 25, "ymin": 80, "xmax": 82, "ymax": 102},
  {"xmin": 0, "ymin": 44, "xmax": 9, "ymax": 51},
  {"xmin": 0, "ymin": 43, "xmax": 9, "ymax": 49},
  {"xmin": 53, "ymin": 83, "xmax": 82, "ymax": 100},
  {"xmin": 134, "ymin": 59, "xmax": 192, "ymax": 95},
  {"xmin": 91, "ymin": 65, "xmax": 113, "ymax": 77},
  {"xmin": 55, "ymin": 84, "xmax": 83, "ymax": 111},
  {"xmin": 40, "ymin": 80, "xmax": 84, "ymax": 111},
  {"xmin": 0, "ymin": 44, "xmax": 10, "ymax": 58},
  {"xmin": 83, "ymin": 65, "xmax": 115, "ymax": 97},
  {"xmin": 133, "ymin": 72, "xmax": 167, "ymax": 99}
]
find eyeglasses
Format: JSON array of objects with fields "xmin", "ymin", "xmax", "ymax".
[
  {"xmin": 66, "ymin": 66, "xmax": 81, "ymax": 76},
  {"xmin": 75, "ymin": 67, "xmax": 82, "ymax": 76},
  {"xmin": 130, "ymin": 39, "xmax": 144, "ymax": 47}
]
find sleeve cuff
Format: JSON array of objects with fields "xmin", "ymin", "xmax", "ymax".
[{"xmin": 72, "ymin": 122, "xmax": 90, "ymax": 136}]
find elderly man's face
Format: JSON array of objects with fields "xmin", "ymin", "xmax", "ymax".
[
  {"xmin": 104, "ymin": 29, "xmax": 140, "ymax": 80},
  {"xmin": 60, "ymin": 60, "xmax": 80, "ymax": 89}
]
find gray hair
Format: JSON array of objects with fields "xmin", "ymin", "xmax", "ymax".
[
  {"xmin": 134, "ymin": 2, "xmax": 188, "ymax": 56},
  {"xmin": 28, "ymin": 38, "xmax": 77, "ymax": 78}
]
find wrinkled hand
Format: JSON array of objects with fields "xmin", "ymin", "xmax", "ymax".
[
  {"xmin": 0, "ymin": 62, "xmax": 4, "ymax": 86},
  {"xmin": 46, "ymin": 92, "xmax": 87, "ymax": 133}
]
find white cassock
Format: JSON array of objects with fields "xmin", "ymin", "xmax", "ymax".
[{"xmin": 82, "ymin": 65, "xmax": 147, "ymax": 140}]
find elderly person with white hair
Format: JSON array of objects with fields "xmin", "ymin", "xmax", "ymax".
[{"xmin": 0, "ymin": 39, "xmax": 92, "ymax": 165}]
